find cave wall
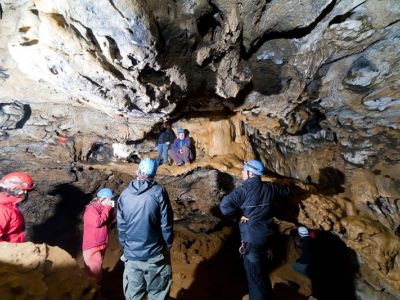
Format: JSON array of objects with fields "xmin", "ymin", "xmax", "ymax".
[
  {"xmin": 0, "ymin": 242, "xmax": 98, "ymax": 299},
  {"xmin": 1, "ymin": 0, "xmax": 399, "ymax": 298}
]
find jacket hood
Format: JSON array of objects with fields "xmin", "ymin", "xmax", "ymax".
[
  {"xmin": 128, "ymin": 179, "xmax": 155, "ymax": 195},
  {"xmin": 243, "ymin": 176, "xmax": 261, "ymax": 186},
  {"xmin": 0, "ymin": 192, "xmax": 24, "ymax": 205}
]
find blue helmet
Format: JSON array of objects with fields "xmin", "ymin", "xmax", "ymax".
[
  {"xmin": 138, "ymin": 158, "xmax": 158, "ymax": 177},
  {"xmin": 243, "ymin": 160, "xmax": 265, "ymax": 176},
  {"xmin": 97, "ymin": 188, "xmax": 113, "ymax": 199},
  {"xmin": 177, "ymin": 128, "xmax": 184, "ymax": 134}
]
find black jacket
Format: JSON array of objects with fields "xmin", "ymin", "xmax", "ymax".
[
  {"xmin": 297, "ymin": 236, "xmax": 311, "ymax": 264},
  {"xmin": 157, "ymin": 129, "xmax": 175, "ymax": 145},
  {"xmin": 220, "ymin": 176, "xmax": 291, "ymax": 246},
  {"xmin": 117, "ymin": 179, "xmax": 174, "ymax": 260}
]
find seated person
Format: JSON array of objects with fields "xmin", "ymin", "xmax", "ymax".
[
  {"xmin": 156, "ymin": 121, "xmax": 175, "ymax": 165},
  {"xmin": 169, "ymin": 128, "xmax": 193, "ymax": 166}
]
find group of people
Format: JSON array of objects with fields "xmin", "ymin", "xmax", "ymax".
[
  {"xmin": 1, "ymin": 157, "xmax": 306, "ymax": 300},
  {"xmin": 156, "ymin": 121, "xmax": 193, "ymax": 166},
  {"xmin": 79, "ymin": 158, "xmax": 174, "ymax": 298}
]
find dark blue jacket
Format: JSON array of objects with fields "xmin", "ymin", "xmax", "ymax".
[
  {"xmin": 117, "ymin": 179, "xmax": 173, "ymax": 260},
  {"xmin": 157, "ymin": 129, "xmax": 175, "ymax": 145},
  {"xmin": 220, "ymin": 176, "xmax": 291, "ymax": 246}
]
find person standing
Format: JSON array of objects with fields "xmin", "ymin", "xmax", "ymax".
[
  {"xmin": 156, "ymin": 121, "xmax": 175, "ymax": 165},
  {"xmin": 82, "ymin": 187, "xmax": 115, "ymax": 281},
  {"xmin": 219, "ymin": 160, "xmax": 292, "ymax": 300},
  {"xmin": 117, "ymin": 158, "xmax": 173, "ymax": 300},
  {"xmin": 0, "ymin": 172, "xmax": 34, "ymax": 243}
]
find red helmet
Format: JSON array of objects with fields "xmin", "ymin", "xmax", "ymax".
[{"xmin": 0, "ymin": 172, "xmax": 34, "ymax": 190}]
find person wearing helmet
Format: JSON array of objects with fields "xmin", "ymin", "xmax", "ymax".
[
  {"xmin": 219, "ymin": 160, "xmax": 292, "ymax": 300},
  {"xmin": 0, "ymin": 172, "xmax": 33, "ymax": 243},
  {"xmin": 82, "ymin": 187, "xmax": 114, "ymax": 281},
  {"xmin": 156, "ymin": 121, "xmax": 176, "ymax": 165},
  {"xmin": 169, "ymin": 128, "xmax": 193, "ymax": 166},
  {"xmin": 292, "ymin": 226, "xmax": 317, "ymax": 278},
  {"xmin": 117, "ymin": 158, "xmax": 173, "ymax": 300}
]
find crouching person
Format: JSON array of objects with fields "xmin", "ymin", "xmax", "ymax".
[
  {"xmin": 292, "ymin": 226, "xmax": 315, "ymax": 278},
  {"xmin": 169, "ymin": 128, "xmax": 193, "ymax": 166},
  {"xmin": 82, "ymin": 188, "xmax": 114, "ymax": 281},
  {"xmin": 117, "ymin": 158, "xmax": 174, "ymax": 300}
]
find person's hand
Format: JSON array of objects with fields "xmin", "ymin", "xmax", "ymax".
[
  {"xmin": 240, "ymin": 216, "xmax": 249, "ymax": 224},
  {"xmin": 179, "ymin": 149, "xmax": 183, "ymax": 154},
  {"xmin": 102, "ymin": 199, "xmax": 114, "ymax": 207},
  {"xmin": 166, "ymin": 142, "xmax": 170, "ymax": 145}
]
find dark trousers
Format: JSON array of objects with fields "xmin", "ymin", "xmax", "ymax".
[{"xmin": 243, "ymin": 250, "xmax": 273, "ymax": 300}]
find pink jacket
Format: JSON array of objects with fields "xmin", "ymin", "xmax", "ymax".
[
  {"xmin": 82, "ymin": 200, "xmax": 113, "ymax": 251},
  {"xmin": 0, "ymin": 192, "xmax": 25, "ymax": 243}
]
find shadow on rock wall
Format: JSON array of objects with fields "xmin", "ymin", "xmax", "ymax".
[
  {"xmin": 318, "ymin": 167, "xmax": 345, "ymax": 196},
  {"xmin": 174, "ymin": 228, "xmax": 248, "ymax": 300},
  {"xmin": 31, "ymin": 183, "xmax": 91, "ymax": 257},
  {"xmin": 178, "ymin": 228, "xmax": 311, "ymax": 300},
  {"xmin": 277, "ymin": 189, "xmax": 308, "ymax": 224},
  {"xmin": 0, "ymin": 66, "xmax": 9, "ymax": 80},
  {"xmin": 309, "ymin": 231, "xmax": 359, "ymax": 300},
  {"xmin": 101, "ymin": 259, "xmax": 125, "ymax": 300}
]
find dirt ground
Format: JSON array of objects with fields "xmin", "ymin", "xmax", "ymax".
[{"xmin": 96, "ymin": 224, "xmax": 312, "ymax": 300}]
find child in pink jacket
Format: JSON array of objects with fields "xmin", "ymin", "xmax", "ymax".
[{"xmin": 82, "ymin": 188, "xmax": 114, "ymax": 281}]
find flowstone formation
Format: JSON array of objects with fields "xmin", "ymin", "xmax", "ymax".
[{"xmin": 1, "ymin": 0, "xmax": 399, "ymax": 299}]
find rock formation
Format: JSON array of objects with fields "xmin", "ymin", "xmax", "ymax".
[
  {"xmin": 0, "ymin": 0, "xmax": 399, "ymax": 299},
  {"xmin": 0, "ymin": 242, "xmax": 97, "ymax": 299}
]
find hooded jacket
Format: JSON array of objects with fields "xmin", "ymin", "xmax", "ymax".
[
  {"xmin": 117, "ymin": 179, "xmax": 173, "ymax": 260},
  {"xmin": 220, "ymin": 176, "xmax": 291, "ymax": 247},
  {"xmin": 82, "ymin": 200, "xmax": 113, "ymax": 251},
  {"xmin": 0, "ymin": 192, "xmax": 25, "ymax": 243}
]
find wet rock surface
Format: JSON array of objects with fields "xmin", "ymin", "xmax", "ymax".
[{"xmin": 0, "ymin": 0, "xmax": 400, "ymax": 299}]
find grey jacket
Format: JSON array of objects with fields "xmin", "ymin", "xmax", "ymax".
[{"xmin": 117, "ymin": 179, "xmax": 173, "ymax": 260}]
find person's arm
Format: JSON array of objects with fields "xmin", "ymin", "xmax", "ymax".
[
  {"xmin": 159, "ymin": 187, "xmax": 174, "ymax": 248},
  {"xmin": 219, "ymin": 188, "xmax": 244, "ymax": 221},
  {"xmin": 271, "ymin": 183, "xmax": 292, "ymax": 199},
  {"xmin": 117, "ymin": 197, "xmax": 126, "ymax": 250},
  {"xmin": 171, "ymin": 139, "xmax": 178, "ymax": 151},
  {"xmin": 158, "ymin": 131, "xmax": 167, "ymax": 145},
  {"xmin": 167, "ymin": 131, "xmax": 175, "ymax": 144},
  {"xmin": 183, "ymin": 137, "xmax": 191, "ymax": 148},
  {"xmin": 84, "ymin": 204, "xmax": 112, "ymax": 228},
  {"xmin": 0, "ymin": 209, "xmax": 9, "ymax": 241}
]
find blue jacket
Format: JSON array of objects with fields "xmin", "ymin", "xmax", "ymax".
[
  {"xmin": 117, "ymin": 179, "xmax": 173, "ymax": 260},
  {"xmin": 220, "ymin": 176, "xmax": 291, "ymax": 246},
  {"xmin": 171, "ymin": 136, "xmax": 191, "ymax": 151}
]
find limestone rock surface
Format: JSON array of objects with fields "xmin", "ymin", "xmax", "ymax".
[
  {"xmin": 0, "ymin": 242, "xmax": 97, "ymax": 300},
  {"xmin": 0, "ymin": 0, "xmax": 399, "ymax": 298}
]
